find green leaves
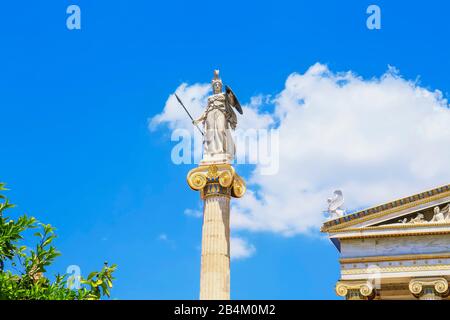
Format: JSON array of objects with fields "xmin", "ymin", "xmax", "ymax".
[
  {"xmin": 0, "ymin": 183, "xmax": 117, "ymax": 300},
  {"xmin": 80, "ymin": 262, "xmax": 117, "ymax": 299}
]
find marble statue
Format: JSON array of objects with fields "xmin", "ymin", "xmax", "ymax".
[
  {"xmin": 431, "ymin": 204, "xmax": 450, "ymax": 222},
  {"xmin": 327, "ymin": 190, "xmax": 345, "ymax": 220},
  {"xmin": 193, "ymin": 70, "xmax": 243, "ymax": 163},
  {"xmin": 398, "ymin": 204, "xmax": 450, "ymax": 224},
  {"xmin": 410, "ymin": 213, "xmax": 426, "ymax": 224}
]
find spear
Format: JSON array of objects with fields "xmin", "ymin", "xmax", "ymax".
[{"xmin": 174, "ymin": 93, "xmax": 204, "ymax": 136}]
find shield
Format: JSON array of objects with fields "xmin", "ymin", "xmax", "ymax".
[{"xmin": 225, "ymin": 85, "xmax": 243, "ymax": 115}]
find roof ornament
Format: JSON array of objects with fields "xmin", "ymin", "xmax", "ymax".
[{"xmin": 327, "ymin": 190, "xmax": 346, "ymax": 220}]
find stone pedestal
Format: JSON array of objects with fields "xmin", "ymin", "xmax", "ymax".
[{"xmin": 187, "ymin": 163, "xmax": 245, "ymax": 300}]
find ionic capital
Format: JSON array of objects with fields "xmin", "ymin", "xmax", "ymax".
[
  {"xmin": 187, "ymin": 164, "xmax": 246, "ymax": 199},
  {"xmin": 409, "ymin": 278, "xmax": 449, "ymax": 299},
  {"xmin": 335, "ymin": 280, "xmax": 376, "ymax": 300}
]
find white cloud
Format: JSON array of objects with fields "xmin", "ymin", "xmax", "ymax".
[
  {"xmin": 230, "ymin": 236, "xmax": 256, "ymax": 260},
  {"xmin": 158, "ymin": 233, "xmax": 168, "ymax": 241},
  {"xmin": 157, "ymin": 233, "xmax": 177, "ymax": 249},
  {"xmin": 149, "ymin": 83, "xmax": 211, "ymax": 133},
  {"xmin": 152, "ymin": 63, "xmax": 450, "ymax": 239},
  {"xmin": 237, "ymin": 94, "xmax": 275, "ymax": 131},
  {"xmin": 184, "ymin": 208, "xmax": 203, "ymax": 218},
  {"xmin": 233, "ymin": 63, "xmax": 450, "ymax": 236}
]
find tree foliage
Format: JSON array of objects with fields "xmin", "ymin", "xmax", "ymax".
[{"xmin": 0, "ymin": 183, "xmax": 116, "ymax": 300}]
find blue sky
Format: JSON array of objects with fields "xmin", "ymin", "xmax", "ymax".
[{"xmin": 1, "ymin": 1, "xmax": 450, "ymax": 299}]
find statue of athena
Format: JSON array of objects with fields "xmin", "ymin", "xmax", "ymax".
[{"xmin": 193, "ymin": 70, "xmax": 243, "ymax": 164}]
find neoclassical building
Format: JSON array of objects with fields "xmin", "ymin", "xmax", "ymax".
[{"xmin": 321, "ymin": 184, "xmax": 450, "ymax": 300}]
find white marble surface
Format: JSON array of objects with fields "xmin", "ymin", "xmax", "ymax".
[{"xmin": 341, "ymin": 234, "xmax": 450, "ymax": 258}]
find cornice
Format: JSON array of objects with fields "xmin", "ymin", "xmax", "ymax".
[
  {"xmin": 333, "ymin": 229, "xmax": 450, "ymax": 240},
  {"xmin": 332, "ymin": 222, "xmax": 450, "ymax": 233}
]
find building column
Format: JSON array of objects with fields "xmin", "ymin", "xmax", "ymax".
[
  {"xmin": 187, "ymin": 164, "xmax": 246, "ymax": 300},
  {"xmin": 409, "ymin": 278, "xmax": 449, "ymax": 300},
  {"xmin": 336, "ymin": 280, "xmax": 376, "ymax": 300}
]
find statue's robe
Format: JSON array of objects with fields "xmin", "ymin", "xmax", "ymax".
[{"xmin": 201, "ymin": 93, "xmax": 236, "ymax": 160}]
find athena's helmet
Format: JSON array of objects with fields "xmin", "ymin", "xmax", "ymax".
[{"xmin": 211, "ymin": 70, "xmax": 223, "ymax": 94}]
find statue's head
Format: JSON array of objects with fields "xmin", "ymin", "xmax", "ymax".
[{"xmin": 211, "ymin": 70, "xmax": 223, "ymax": 94}]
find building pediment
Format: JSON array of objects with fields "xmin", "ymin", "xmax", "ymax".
[{"xmin": 321, "ymin": 184, "xmax": 450, "ymax": 235}]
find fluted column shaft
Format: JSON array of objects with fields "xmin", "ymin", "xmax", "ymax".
[
  {"xmin": 187, "ymin": 164, "xmax": 246, "ymax": 300},
  {"xmin": 200, "ymin": 195, "xmax": 230, "ymax": 300}
]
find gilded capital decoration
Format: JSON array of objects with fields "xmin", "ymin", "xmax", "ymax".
[
  {"xmin": 409, "ymin": 278, "xmax": 449, "ymax": 299},
  {"xmin": 335, "ymin": 280, "xmax": 376, "ymax": 300},
  {"xmin": 187, "ymin": 164, "xmax": 246, "ymax": 199}
]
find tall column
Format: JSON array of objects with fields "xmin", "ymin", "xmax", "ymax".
[
  {"xmin": 187, "ymin": 164, "xmax": 245, "ymax": 300},
  {"xmin": 200, "ymin": 195, "xmax": 231, "ymax": 299}
]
